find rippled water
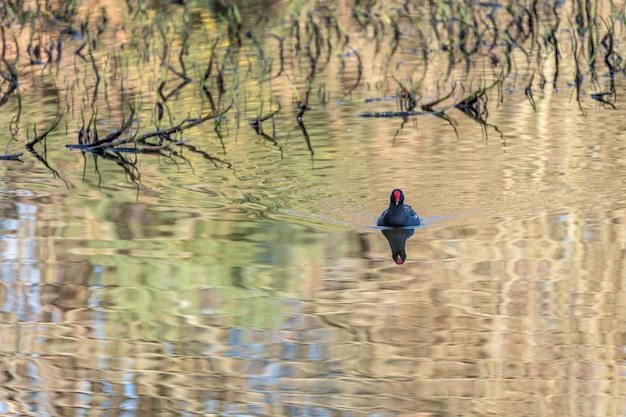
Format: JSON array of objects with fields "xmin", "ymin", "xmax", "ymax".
[{"xmin": 2, "ymin": 1, "xmax": 626, "ymax": 416}]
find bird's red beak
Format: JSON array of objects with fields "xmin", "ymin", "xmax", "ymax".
[{"xmin": 393, "ymin": 190, "xmax": 401, "ymax": 205}]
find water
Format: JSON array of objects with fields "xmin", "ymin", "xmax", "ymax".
[{"xmin": 2, "ymin": 1, "xmax": 626, "ymax": 416}]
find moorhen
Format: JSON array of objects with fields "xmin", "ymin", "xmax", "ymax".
[{"xmin": 377, "ymin": 189, "xmax": 420, "ymax": 227}]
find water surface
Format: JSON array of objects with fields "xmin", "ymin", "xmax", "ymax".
[{"xmin": 1, "ymin": 1, "xmax": 626, "ymax": 416}]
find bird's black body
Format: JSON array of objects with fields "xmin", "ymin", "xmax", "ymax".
[{"xmin": 377, "ymin": 189, "xmax": 420, "ymax": 227}]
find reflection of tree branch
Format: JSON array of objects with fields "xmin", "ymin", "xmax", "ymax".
[
  {"xmin": 388, "ymin": 109, "xmax": 459, "ymax": 144},
  {"xmin": 549, "ymin": 2, "xmax": 561, "ymax": 90},
  {"xmin": 25, "ymin": 111, "xmax": 70, "ymax": 188},
  {"xmin": 296, "ymin": 117, "xmax": 314, "ymax": 157},
  {"xmin": 172, "ymin": 142, "xmax": 232, "ymax": 169},
  {"xmin": 590, "ymin": 22, "xmax": 618, "ymax": 109},
  {"xmin": 67, "ymin": 101, "xmax": 233, "ymax": 178},
  {"xmin": 359, "ymin": 110, "xmax": 442, "ymax": 118},
  {"xmin": 525, "ymin": 73, "xmax": 536, "ymax": 111},
  {"xmin": 250, "ymin": 115, "xmax": 283, "ymax": 159},
  {"xmin": 0, "ymin": 57, "xmax": 18, "ymax": 109},
  {"xmin": 345, "ymin": 47, "xmax": 362, "ymax": 95},
  {"xmin": 249, "ymin": 102, "xmax": 281, "ymax": 135},
  {"xmin": 454, "ymin": 79, "xmax": 502, "ymax": 121},
  {"xmin": 269, "ymin": 34, "xmax": 285, "ymax": 78},
  {"xmin": 26, "ymin": 146, "xmax": 70, "ymax": 188},
  {"xmin": 161, "ymin": 78, "xmax": 192, "ymax": 103},
  {"xmin": 455, "ymin": 83, "xmax": 505, "ymax": 143},
  {"xmin": 421, "ymin": 83, "xmax": 456, "ymax": 111},
  {"xmin": 26, "ymin": 111, "xmax": 63, "ymax": 149},
  {"xmin": 66, "ymin": 102, "xmax": 136, "ymax": 150},
  {"xmin": 296, "ymin": 87, "xmax": 310, "ymax": 120},
  {"xmin": 591, "ymin": 92, "xmax": 616, "ymax": 109},
  {"xmin": 202, "ymin": 37, "xmax": 221, "ymax": 112},
  {"xmin": 9, "ymin": 91, "xmax": 22, "ymax": 138},
  {"xmin": 156, "ymin": 79, "xmax": 192, "ymax": 126},
  {"xmin": 2, "ymin": 56, "xmax": 22, "ymax": 137},
  {"xmin": 88, "ymin": 42, "xmax": 100, "ymax": 107},
  {"xmin": 132, "ymin": 104, "xmax": 232, "ymax": 145},
  {"xmin": 92, "ymin": 149, "xmax": 141, "ymax": 185},
  {"xmin": 0, "ymin": 152, "xmax": 23, "ymax": 161},
  {"xmin": 90, "ymin": 150, "xmax": 141, "ymax": 197}
]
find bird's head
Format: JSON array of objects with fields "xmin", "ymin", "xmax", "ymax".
[{"xmin": 391, "ymin": 189, "xmax": 404, "ymax": 206}]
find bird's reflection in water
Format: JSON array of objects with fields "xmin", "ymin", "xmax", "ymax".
[{"xmin": 381, "ymin": 228, "xmax": 415, "ymax": 264}]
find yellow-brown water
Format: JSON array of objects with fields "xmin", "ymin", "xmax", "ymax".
[{"xmin": 1, "ymin": 1, "xmax": 626, "ymax": 416}]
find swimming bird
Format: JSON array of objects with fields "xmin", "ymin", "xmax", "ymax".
[{"xmin": 377, "ymin": 189, "xmax": 420, "ymax": 227}]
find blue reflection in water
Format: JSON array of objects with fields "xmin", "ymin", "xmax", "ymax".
[
  {"xmin": 214, "ymin": 306, "xmax": 339, "ymax": 416},
  {"xmin": 118, "ymin": 366, "xmax": 139, "ymax": 414},
  {"xmin": 0, "ymin": 195, "xmax": 344, "ymax": 417},
  {"xmin": 101, "ymin": 380, "xmax": 114, "ymax": 409},
  {"xmin": 307, "ymin": 342, "xmax": 324, "ymax": 361},
  {"xmin": 281, "ymin": 340, "xmax": 298, "ymax": 361},
  {"xmin": 1, "ymin": 200, "xmax": 42, "ymax": 322}
]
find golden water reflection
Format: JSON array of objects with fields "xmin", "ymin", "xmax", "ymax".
[
  {"xmin": 2, "ymin": 198, "xmax": 626, "ymax": 416},
  {"xmin": 2, "ymin": 0, "xmax": 626, "ymax": 415}
]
